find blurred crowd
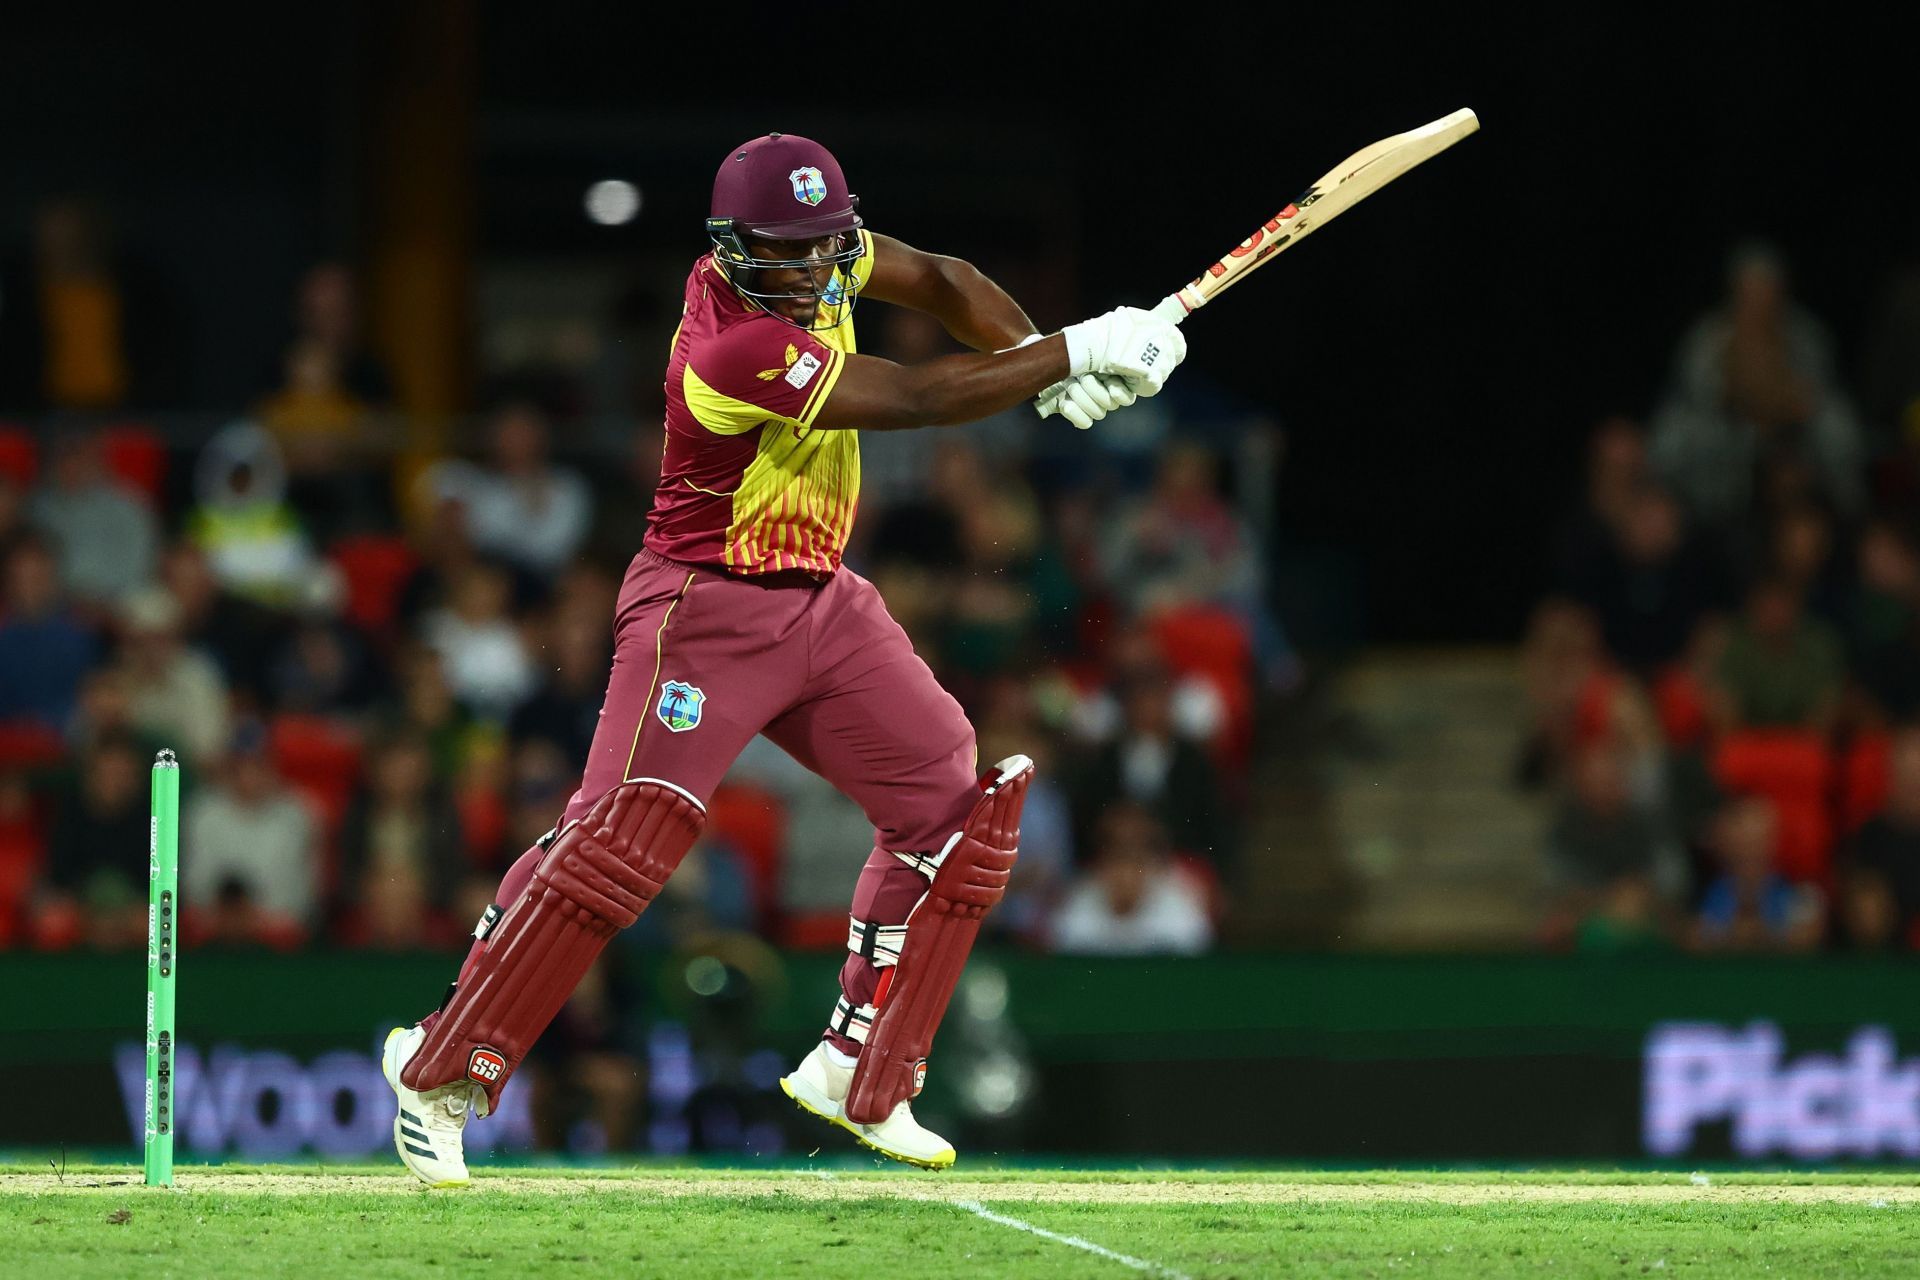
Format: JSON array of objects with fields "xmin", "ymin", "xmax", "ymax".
[
  {"xmin": 0, "ymin": 206, "xmax": 1286, "ymax": 961},
  {"xmin": 1527, "ymin": 242, "xmax": 1920, "ymax": 955}
]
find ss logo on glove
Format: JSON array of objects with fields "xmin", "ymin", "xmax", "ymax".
[{"xmin": 1141, "ymin": 343, "xmax": 1160, "ymax": 367}]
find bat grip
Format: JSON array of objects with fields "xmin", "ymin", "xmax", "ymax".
[{"xmin": 1150, "ymin": 293, "xmax": 1190, "ymax": 326}]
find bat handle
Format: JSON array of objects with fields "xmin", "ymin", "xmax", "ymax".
[{"xmin": 1150, "ymin": 292, "xmax": 1193, "ymax": 326}]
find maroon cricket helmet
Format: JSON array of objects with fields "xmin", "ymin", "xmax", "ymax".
[
  {"xmin": 706, "ymin": 133, "xmax": 867, "ymax": 330},
  {"xmin": 710, "ymin": 132, "xmax": 861, "ymax": 239}
]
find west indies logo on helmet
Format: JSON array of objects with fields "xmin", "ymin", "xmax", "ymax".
[{"xmin": 706, "ymin": 133, "xmax": 866, "ymax": 331}]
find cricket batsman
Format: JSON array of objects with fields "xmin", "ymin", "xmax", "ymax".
[{"xmin": 382, "ymin": 132, "xmax": 1187, "ymax": 1182}]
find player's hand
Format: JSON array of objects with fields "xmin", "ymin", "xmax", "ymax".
[
  {"xmin": 1062, "ymin": 306, "xmax": 1187, "ymax": 397},
  {"xmin": 1036, "ymin": 372, "xmax": 1138, "ymax": 430}
]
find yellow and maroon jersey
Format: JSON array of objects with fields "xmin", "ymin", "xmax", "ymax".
[{"xmin": 645, "ymin": 231, "xmax": 873, "ymax": 577}]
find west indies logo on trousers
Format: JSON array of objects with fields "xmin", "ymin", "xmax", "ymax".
[{"xmin": 657, "ymin": 681, "xmax": 707, "ymax": 733}]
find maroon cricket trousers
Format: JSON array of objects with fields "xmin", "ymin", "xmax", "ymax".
[{"xmin": 437, "ymin": 547, "xmax": 979, "ymax": 1057}]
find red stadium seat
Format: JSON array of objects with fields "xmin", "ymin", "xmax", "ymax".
[
  {"xmin": 455, "ymin": 785, "xmax": 509, "ymax": 869},
  {"xmin": 1653, "ymin": 664, "xmax": 1710, "ymax": 748},
  {"xmin": 1841, "ymin": 732, "xmax": 1893, "ymax": 833},
  {"xmin": 779, "ymin": 911, "xmax": 850, "ymax": 951},
  {"xmin": 1572, "ymin": 668, "xmax": 1625, "ymax": 748},
  {"xmin": 1148, "ymin": 605, "xmax": 1255, "ymax": 768},
  {"xmin": 268, "ymin": 714, "xmax": 364, "ymax": 888},
  {"xmin": 1712, "ymin": 730, "xmax": 1835, "ymax": 882},
  {"xmin": 0, "ymin": 723, "xmax": 66, "ymax": 770},
  {"xmin": 329, "ymin": 534, "xmax": 419, "ymax": 637},
  {"xmin": 705, "ymin": 781, "xmax": 786, "ymax": 921},
  {"xmin": 97, "ymin": 422, "xmax": 167, "ymax": 504},
  {"xmin": 0, "ymin": 426, "xmax": 36, "ymax": 489},
  {"xmin": 0, "ymin": 814, "xmax": 47, "ymax": 948}
]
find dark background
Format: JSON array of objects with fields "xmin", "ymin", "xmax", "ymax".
[{"xmin": 4, "ymin": 4, "xmax": 1915, "ymax": 642}]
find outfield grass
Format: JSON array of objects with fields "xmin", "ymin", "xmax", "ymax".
[{"xmin": 6, "ymin": 1166, "xmax": 1919, "ymax": 1278}]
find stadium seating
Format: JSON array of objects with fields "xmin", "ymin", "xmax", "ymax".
[
  {"xmin": 1653, "ymin": 665, "xmax": 1711, "ymax": 748},
  {"xmin": 0, "ymin": 813, "xmax": 44, "ymax": 948},
  {"xmin": 0, "ymin": 723, "xmax": 66, "ymax": 771},
  {"xmin": 0, "ymin": 425, "xmax": 36, "ymax": 488},
  {"xmin": 97, "ymin": 422, "xmax": 167, "ymax": 503},
  {"xmin": 1841, "ymin": 732, "xmax": 1892, "ymax": 834},
  {"xmin": 328, "ymin": 534, "xmax": 419, "ymax": 639},
  {"xmin": 1148, "ymin": 604, "xmax": 1255, "ymax": 769},
  {"xmin": 1711, "ymin": 730, "xmax": 1835, "ymax": 882},
  {"xmin": 268, "ymin": 714, "xmax": 364, "ymax": 888},
  {"xmin": 704, "ymin": 781, "xmax": 786, "ymax": 923}
]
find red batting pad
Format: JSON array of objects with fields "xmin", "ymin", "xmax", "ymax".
[
  {"xmin": 401, "ymin": 780, "xmax": 703, "ymax": 1111},
  {"xmin": 844, "ymin": 758, "xmax": 1031, "ymax": 1125}
]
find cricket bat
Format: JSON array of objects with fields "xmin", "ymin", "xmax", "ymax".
[{"xmin": 1150, "ymin": 108, "xmax": 1480, "ymax": 325}]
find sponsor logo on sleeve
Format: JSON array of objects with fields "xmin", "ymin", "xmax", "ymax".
[{"xmin": 784, "ymin": 352, "xmax": 822, "ymax": 389}]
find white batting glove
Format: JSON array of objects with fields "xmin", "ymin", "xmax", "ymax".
[
  {"xmin": 1062, "ymin": 306, "xmax": 1187, "ymax": 397},
  {"xmin": 1009, "ymin": 333, "xmax": 1132, "ymax": 431},
  {"xmin": 1038, "ymin": 372, "xmax": 1138, "ymax": 430}
]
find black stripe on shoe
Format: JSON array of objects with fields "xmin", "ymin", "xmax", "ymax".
[
  {"xmin": 403, "ymin": 1142, "xmax": 437, "ymax": 1159},
  {"xmin": 400, "ymin": 1125, "xmax": 431, "ymax": 1144},
  {"xmin": 400, "ymin": 1109, "xmax": 423, "ymax": 1125}
]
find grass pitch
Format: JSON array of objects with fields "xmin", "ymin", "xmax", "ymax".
[{"xmin": 6, "ymin": 1166, "xmax": 1920, "ymax": 1278}]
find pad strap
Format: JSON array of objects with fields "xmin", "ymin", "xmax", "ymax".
[
  {"xmin": 848, "ymin": 916, "xmax": 909, "ymax": 968},
  {"xmin": 843, "ymin": 756, "xmax": 1032, "ymax": 1125}
]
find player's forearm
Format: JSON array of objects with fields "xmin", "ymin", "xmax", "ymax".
[{"xmin": 861, "ymin": 339, "xmax": 1069, "ymax": 431}]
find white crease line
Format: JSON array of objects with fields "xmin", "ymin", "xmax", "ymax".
[{"xmin": 954, "ymin": 1199, "xmax": 1191, "ymax": 1279}]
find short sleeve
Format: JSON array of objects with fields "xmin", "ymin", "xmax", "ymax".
[
  {"xmin": 852, "ymin": 229, "xmax": 877, "ymax": 297},
  {"xmin": 683, "ymin": 320, "xmax": 846, "ymax": 436}
]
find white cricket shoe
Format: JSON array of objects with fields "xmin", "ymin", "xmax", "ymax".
[
  {"xmin": 780, "ymin": 1042, "xmax": 957, "ymax": 1169},
  {"xmin": 382, "ymin": 1025, "xmax": 483, "ymax": 1187}
]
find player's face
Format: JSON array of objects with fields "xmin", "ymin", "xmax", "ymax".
[{"xmin": 746, "ymin": 236, "xmax": 841, "ymax": 324}]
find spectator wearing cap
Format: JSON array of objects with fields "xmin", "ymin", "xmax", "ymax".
[
  {"xmin": 185, "ymin": 422, "xmax": 317, "ymax": 609},
  {"xmin": 119, "ymin": 584, "xmax": 230, "ymax": 764},
  {"xmin": 182, "ymin": 718, "xmax": 319, "ymax": 944},
  {"xmin": 0, "ymin": 535, "xmax": 98, "ymax": 733},
  {"xmin": 28, "ymin": 429, "xmax": 158, "ymax": 608}
]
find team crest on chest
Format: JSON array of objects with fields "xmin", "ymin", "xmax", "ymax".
[
  {"xmin": 789, "ymin": 167, "xmax": 827, "ymax": 206},
  {"xmin": 657, "ymin": 680, "xmax": 707, "ymax": 733}
]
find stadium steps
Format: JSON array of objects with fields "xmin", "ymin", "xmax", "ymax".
[{"xmin": 1309, "ymin": 648, "xmax": 1547, "ymax": 948}]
